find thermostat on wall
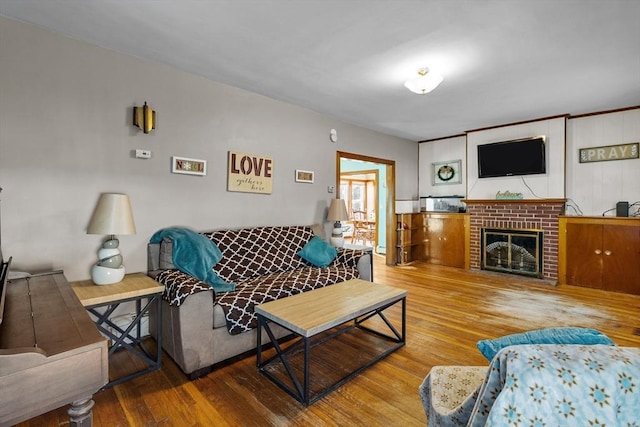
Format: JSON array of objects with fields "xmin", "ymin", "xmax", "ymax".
[{"xmin": 135, "ymin": 149, "xmax": 152, "ymax": 159}]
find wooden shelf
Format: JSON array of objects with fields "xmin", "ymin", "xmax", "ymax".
[{"xmin": 463, "ymin": 199, "xmax": 566, "ymax": 205}]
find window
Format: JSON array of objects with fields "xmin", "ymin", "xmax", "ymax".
[{"xmin": 340, "ymin": 177, "xmax": 374, "ymax": 218}]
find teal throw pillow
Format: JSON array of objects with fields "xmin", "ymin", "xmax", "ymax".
[
  {"xmin": 477, "ymin": 327, "xmax": 615, "ymax": 361},
  {"xmin": 297, "ymin": 236, "xmax": 338, "ymax": 268}
]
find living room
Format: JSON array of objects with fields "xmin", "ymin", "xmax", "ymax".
[{"xmin": 1, "ymin": 1, "xmax": 639, "ymax": 425}]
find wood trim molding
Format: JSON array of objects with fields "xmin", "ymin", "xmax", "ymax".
[
  {"xmin": 558, "ymin": 215, "xmax": 640, "ymax": 226},
  {"xmin": 465, "ymin": 114, "xmax": 569, "ymax": 134},
  {"xmin": 568, "ymin": 105, "xmax": 640, "ymax": 119},
  {"xmin": 463, "ymin": 199, "xmax": 566, "ymax": 205},
  {"xmin": 418, "ymin": 133, "xmax": 466, "ymax": 144}
]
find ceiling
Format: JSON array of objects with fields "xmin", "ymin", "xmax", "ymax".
[{"xmin": 1, "ymin": 0, "xmax": 639, "ymax": 141}]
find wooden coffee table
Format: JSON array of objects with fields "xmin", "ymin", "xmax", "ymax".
[{"xmin": 256, "ymin": 279, "xmax": 407, "ymax": 405}]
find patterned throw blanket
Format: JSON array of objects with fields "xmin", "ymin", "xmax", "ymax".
[
  {"xmin": 420, "ymin": 344, "xmax": 640, "ymax": 426},
  {"xmin": 468, "ymin": 344, "xmax": 640, "ymax": 426},
  {"xmin": 155, "ymin": 226, "xmax": 367, "ymax": 335}
]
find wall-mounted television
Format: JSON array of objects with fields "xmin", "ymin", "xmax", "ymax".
[{"xmin": 477, "ymin": 136, "xmax": 546, "ymax": 178}]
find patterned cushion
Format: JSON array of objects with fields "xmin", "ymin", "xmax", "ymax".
[
  {"xmin": 216, "ymin": 264, "xmax": 359, "ymax": 335},
  {"xmin": 204, "ymin": 226, "xmax": 315, "ymax": 282},
  {"xmin": 419, "ymin": 365, "xmax": 488, "ymax": 425}
]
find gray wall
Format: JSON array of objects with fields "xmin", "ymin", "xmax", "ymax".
[{"xmin": 0, "ymin": 17, "xmax": 418, "ymax": 281}]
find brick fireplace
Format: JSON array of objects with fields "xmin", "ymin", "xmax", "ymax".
[{"xmin": 464, "ymin": 199, "xmax": 566, "ymax": 282}]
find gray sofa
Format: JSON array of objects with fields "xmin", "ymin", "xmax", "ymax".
[{"xmin": 147, "ymin": 225, "xmax": 372, "ymax": 378}]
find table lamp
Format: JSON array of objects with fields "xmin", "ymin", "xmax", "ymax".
[
  {"xmin": 86, "ymin": 193, "xmax": 136, "ymax": 285},
  {"xmin": 327, "ymin": 198, "xmax": 349, "ymax": 247}
]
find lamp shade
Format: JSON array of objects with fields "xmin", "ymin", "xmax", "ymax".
[
  {"xmin": 87, "ymin": 193, "xmax": 136, "ymax": 235},
  {"xmin": 327, "ymin": 199, "xmax": 349, "ymax": 222}
]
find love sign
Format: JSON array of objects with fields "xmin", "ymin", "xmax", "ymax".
[{"xmin": 227, "ymin": 151, "xmax": 274, "ymax": 194}]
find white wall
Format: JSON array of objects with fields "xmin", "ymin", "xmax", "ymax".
[
  {"xmin": 566, "ymin": 108, "xmax": 640, "ymax": 216},
  {"xmin": 0, "ymin": 17, "xmax": 418, "ymax": 280},
  {"xmin": 418, "ymin": 135, "xmax": 466, "ymax": 197},
  {"xmin": 418, "ymin": 109, "xmax": 639, "ymax": 216},
  {"xmin": 466, "ymin": 117, "xmax": 566, "ymax": 200}
]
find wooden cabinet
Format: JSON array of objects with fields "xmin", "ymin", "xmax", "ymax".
[
  {"xmin": 424, "ymin": 214, "xmax": 467, "ymax": 268},
  {"xmin": 395, "ymin": 212, "xmax": 469, "ymax": 268},
  {"xmin": 559, "ymin": 216, "xmax": 640, "ymax": 294}
]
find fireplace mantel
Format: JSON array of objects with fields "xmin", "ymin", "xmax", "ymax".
[{"xmin": 464, "ymin": 199, "xmax": 567, "ymax": 205}]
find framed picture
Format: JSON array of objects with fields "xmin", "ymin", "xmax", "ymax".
[
  {"xmin": 579, "ymin": 142, "xmax": 639, "ymax": 163},
  {"xmin": 432, "ymin": 160, "xmax": 462, "ymax": 185},
  {"xmin": 295, "ymin": 169, "xmax": 314, "ymax": 183},
  {"xmin": 172, "ymin": 156, "xmax": 207, "ymax": 176},
  {"xmin": 227, "ymin": 151, "xmax": 273, "ymax": 194}
]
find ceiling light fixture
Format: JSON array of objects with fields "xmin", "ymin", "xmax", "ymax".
[{"xmin": 404, "ymin": 68, "xmax": 443, "ymax": 95}]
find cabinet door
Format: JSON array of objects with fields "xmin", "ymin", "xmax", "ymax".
[
  {"xmin": 442, "ymin": 217, "xmax": 466, "ymax": 268},
  {"xmin": 426, "ymin": 216, "xmax": 465, "ymax": 267},
  {"xmin": 602, "ymin": 225, "xmax": 640, "ymax": 293},
  {"xmin": 425, "ymin": 217, "xmax": 444, "ymax": 265},
  {"xmin": 566, "ymin": 223, "xmax": 603, "ymax": 288}
]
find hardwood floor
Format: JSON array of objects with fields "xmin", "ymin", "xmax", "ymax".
[{"xmin": 18, "ymin": 256, "xmax": 640, "ymax": 426}]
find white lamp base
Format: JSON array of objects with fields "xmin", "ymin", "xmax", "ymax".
[
  {"xmin": 91, "ymin": 265, "xmax": 125, "ymax": 285},
  {"xmin": 330, "ymin": 236, "xmax": 345, "ymax": 247},
  {"xmin": 331, "ymin": 223, "xmax": 345, "ymax": 248}
]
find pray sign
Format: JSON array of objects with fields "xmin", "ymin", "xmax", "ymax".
[
  {"xmin": 579, "ymin": 142, "xmax": 639, "ymax": 163},
  {"xmin": 227, "ymin": 151, "xmax": 273, "ymax": 194}
]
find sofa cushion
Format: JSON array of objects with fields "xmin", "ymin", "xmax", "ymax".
[
  {"xmin": 297, "ymin": 236, "xmax": 337, "ymax": 267},
  {"xmin": 159, "ymin": 238, "xmax": 176, "ymax": 269},
  {"xmin": 216, "ymin": 264, "xmax": 360, "ymax": 335},
  {"xmin": 205, "ymin": 226, "xmax": 315, "ymax": 282},
  {"xmin": 476, "ymin": 327, "xmax": 615, "ymax": 361}
]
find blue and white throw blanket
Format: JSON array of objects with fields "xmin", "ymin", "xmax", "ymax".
[{"xmin": 468, "ymin": 344, "xmax": 640, "ymax": 426}]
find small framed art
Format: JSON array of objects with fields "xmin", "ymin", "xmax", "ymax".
[
  {"xmin": 172, "ymin": 156, "xmax": 207, "ymax": 176},
  {"xmin": 432, "ymin": 160, "xmax": 462, "ymax": 185},
  {"xmin": 295, "ymin": 170, "xmax": 314, "ymax": 183}
]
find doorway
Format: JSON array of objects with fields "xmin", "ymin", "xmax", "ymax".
[{"xmin": 336, "ymin": 151, "xmax": 396, "ymax": 266}]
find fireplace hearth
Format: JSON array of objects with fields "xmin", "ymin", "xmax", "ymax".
[{"xmin": 481, "ymin": 228, "xmax": 543, "ymax": 278}]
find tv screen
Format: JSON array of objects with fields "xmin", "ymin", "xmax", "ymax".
[{"xmin": 478, "ymin": 136, "xmax": 546, "ymax": 178}]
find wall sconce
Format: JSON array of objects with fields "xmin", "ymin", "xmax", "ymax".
[{"xmin": 133, "ymin": 102, "xmax": 156, "ymax": 133}]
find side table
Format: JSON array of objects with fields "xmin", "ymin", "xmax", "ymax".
[{"xmin": 71, "ymin": 273, "xmax": 164, "ymax": 388}]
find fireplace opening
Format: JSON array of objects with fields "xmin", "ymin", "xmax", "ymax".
[{"xmin": 481, "ymin": 228, "xmax": 543, "ymax": 278}]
